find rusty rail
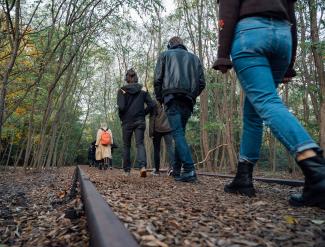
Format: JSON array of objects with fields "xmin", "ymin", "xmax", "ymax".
[
  {"xmin": 146, "ymin": 169, "xmax": 304, "ymax": 187},
  {"xmin": 197, "ymin": 172, "xmax": 304, "ymax": 187},
  {"xmin": 77, "ymin": 166, "xmax": 139, "ymax": 247}
]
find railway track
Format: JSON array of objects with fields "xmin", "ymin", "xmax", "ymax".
[
  {"xmin": 77, "ymin": 166, "xmax": 139, "ymax": 247},
  {"xmin": 75, "ymin": 165, "xmax": 307, "ymax": 247},
  {"xmin": 148, "ymin": 169, "xmax": 304, "ymax": 187}
]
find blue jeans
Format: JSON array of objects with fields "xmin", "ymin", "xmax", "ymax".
[
  {"xmin": 165, "ymin": 102, "xmax": 194, "ymax": 172},
  {"xmin": 231, "ymin": 17, "xmax": 319, "ymax": 163}
]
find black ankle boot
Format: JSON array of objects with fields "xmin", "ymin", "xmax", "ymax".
[
  {"xmin": 289, "ymin": 154, "xmax": 325, "ymax": 209},
  {"xmin": 224, "ymin": 161, "xmax": 255, "ymax": 197}
]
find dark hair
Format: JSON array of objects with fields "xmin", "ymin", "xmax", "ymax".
[
  {"xmin": 167, "ymin": 36, "xmax": 183, "ymax": 49},
  {"xmin": 125, "ymin": 68, "xmax": 138, "ymax": 84}
]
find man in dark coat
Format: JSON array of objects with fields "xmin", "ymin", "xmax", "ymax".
[
  {"xmin": 117, "ymin": 68, "xmax": 156, "ymax": 177},
  {"xmin": 88, "ymin": 141, "xmax": 96, "ymax": 167},
  {"xmin": 149, "ymin": 101, "xmax": 175, "ymax": 175},
  {"xmin": 154, "ymin": 37, "xmax": 206, "ymax": 182}
]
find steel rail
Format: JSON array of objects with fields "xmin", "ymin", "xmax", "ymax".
[
  {"xmin": 77, "ymin": 165, "xmax": 139, "ymax": 247},
  {"xmin": 144, "ymin": 168, "xmax": 304, "ymax": 187},
  {"xmin": 197, "ymin": 172, "xmax": 304, "ymax": 187}
]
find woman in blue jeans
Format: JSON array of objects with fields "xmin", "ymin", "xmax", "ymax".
[{"xmin": 213, "ymin": 0, "xmax": 325, "ymax": 209}]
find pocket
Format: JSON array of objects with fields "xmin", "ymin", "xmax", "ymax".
[{"xmin": 135, "ymin": 120, "xmax": 146, "ymax": 130}]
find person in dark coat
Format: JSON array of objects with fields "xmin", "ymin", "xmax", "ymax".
[
  {"xmin": 149, "ymin": 101, "xmax": 175, "ymax": 176},
  {"xmin": 154, "ymin": 36, "xmax": 206, "ymax": 182},
  {"xmin": 117, "ymin": 68, "xmax": 156, "ymax": 177},
  {"xmin": 88, "ymin": 141, "xmax": 96, "ymax": 167},
  {"xmin": 213, "ymin": 0, "xmax": 325, "ymax": 209},
  {"xmin": 109, "ymin": 143, "xmax": 118, "ymax": 169}
]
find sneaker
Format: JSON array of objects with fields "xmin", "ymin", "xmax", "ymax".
[
  {"xmin": 110, "ymin": 166, "xmax": 113, "ymax": 170},
  {"xmin": 175, "ymin": 170, "xmax": 197, "ymax": 182},
  {"xmin": 151, "ymin": 170, "xmax": 160, "ymax": 176},
  {"xmin": 167, "ymin": 169, "xmax": 173, "ymax": 176},
  {"xmin": 171, "ymin": 170, "xmax": 181, "ymax": 179},
  {"xmin": 140, "ymin": 167, "xmax": 147, "ymax": 178}
]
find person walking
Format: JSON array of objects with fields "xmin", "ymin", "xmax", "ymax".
[
  {"xmin": 117, "ymin": 68, "xmax": 156, "ymax": 177},
  {"xmin": 154, "ymin": 36, "xmax": 206, "ymax": 182},
  {"xmin": 213, "ymin": 0, "xmax": 325, "ymax": 209},
  {"xmin": 149, "ymin": 101, "xmax": 175, "ymax": 176},
  {"xmin": 88, "ymin": 140, "xmax": 96, "ymax": 167},
  {"xmin": 95, "ymin": 123, "xmax": 113, "ymax": 170}
]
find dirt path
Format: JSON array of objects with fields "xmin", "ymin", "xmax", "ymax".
[
  {"xmin": 84, "ymin": 166, "xmax": 325, "ymax": 247},
  {"xmin": 0, "ymin": 167, "xmax": 88, "ymax": 247}
]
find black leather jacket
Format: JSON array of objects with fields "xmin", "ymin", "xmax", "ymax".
[{"xmin": 154, "ymin": 44, "xmax": 206, "ymax": 105}]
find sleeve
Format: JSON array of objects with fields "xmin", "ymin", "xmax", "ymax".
[
  {"xmin": 149, "ymin": 105, "xmax": 158, "ymax": 137},
  {"xmin": 95, "ymin": 129, "xmax": 101, "ymax": 146},
  {"xmin": 213, "ymin": 0, "xmax": 241, "ymax": 70},
  {"xmin": 285, "ymin": 1, "xmax": 297, "ymax": 78},
  {"xmin": 149, "ymin": 114, "xmax": 155, "ymax": 137},
  {"xmin": 154, "ymin": 53, "xmax": 165, "ymax": 102},
  {"xmin": 117, "ymin": 89, "xmax": 126, "ymax": 119},
  {"xmin": 109, "ymin": 129, "xmax": 113, "ymax": 144},
  {"xmin": 197, "ymin": 60, "xmax": 206, "ymax": 96},
  {"xmin": 144, "ymin": 92, "xmax": 156, "ymax": 115}
]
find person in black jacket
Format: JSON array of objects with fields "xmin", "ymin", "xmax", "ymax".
[
  {"xmin": 117, "ymin": 68, "xmax": 156, "ymax": 177},
  {"xmin": 88, "ymin": 141, "xmax": 96, "ymax": 167},
  {"xmin": 213, "ymin": 0, "xmax": 325, "ymax": 209},
  {"xmin": 154, "ymin": 36, "xmax": 206, "ymax": 182}
]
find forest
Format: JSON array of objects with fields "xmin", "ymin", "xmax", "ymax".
[{"xmin": 0, "ymin": 0, "xmax": 324, "ymax": 174}]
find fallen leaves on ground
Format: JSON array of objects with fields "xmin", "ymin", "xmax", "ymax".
[
  {"xmin": 0, "ymin": 167, "xmax": 89, "ymax": 246},
  {"xmin": 84, "ymin": 166, "xmax": 325, "ymax": 247}
]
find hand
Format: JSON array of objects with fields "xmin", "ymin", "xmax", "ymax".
[
  {"xmin": 218, "ymin": 65, "xmax": 229, "ymax": 74},
  {"xmin": 212, "ymin": 64, "xmax": 229, "ymax": 74}
]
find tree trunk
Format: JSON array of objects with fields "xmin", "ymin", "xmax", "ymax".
[{"xmin": 308, "ymin": 0, "xmax": 325, "ymax": 151}]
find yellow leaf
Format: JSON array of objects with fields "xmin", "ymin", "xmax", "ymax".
[{"xmin": 284, "ymin": 215, "xmax": 298, "ymax": 224}]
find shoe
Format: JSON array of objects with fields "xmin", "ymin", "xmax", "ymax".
[
  {"xmin": 175, "ymin": 170, "xmax": 197, "ymax": 182},
  {"xmin": 167, "ymin": 169, "xmax": 173, "ymax": 176},
  {"xmin": 140, "ymin": 167, "xmax": 147, "ymax": 178},
  {"xmin": 124, "ymin": 171, "xmax": 130, "ymax": 176},
  {"xmin": 99, "ymin": 164, "xmax": 103, "ymax": 170},
  {"xmin": 171, "ymin": 170, "xmax": 181, "ymax": 179},
  {"xmin": 109, "ymin": 159, "xmax": 113, "ymax": 170},
  {"xmin": 224, "ymin": 161, "xmax": 255, "ymax": 197},
  {"xmin": 151, "ymin": 170, "xmax": 159, "ymax": 176},
  {"xmin": 289, "ymin": 154, "xmax": 325, "ymax": 209}
]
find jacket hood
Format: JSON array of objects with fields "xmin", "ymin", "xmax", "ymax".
[
  {"xmin": 121, "ymin": 83, "xmax": 143, "ymax": 95},
  {"xmin": 168, "ymin": 44, "xmax": 188, "ymax": 51}
]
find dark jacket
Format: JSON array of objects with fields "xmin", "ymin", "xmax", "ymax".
[
  {"xmin": 214, "ymin": 0, "xmax": 297, "ymax": 77},
  {"xmin": 154, "ymin": 44, "xmax": 206, "ymax": 105},
  {"xmin": 117, "ymin": 83, "xmax": 155, "ymax": 124},
  {"xmin": 88, "ymin": 141, "xmax": 96, "ymax": 161},
  {"xmin": 149, "ymin": 102, "xmax": 172, "ymax": 137}
]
